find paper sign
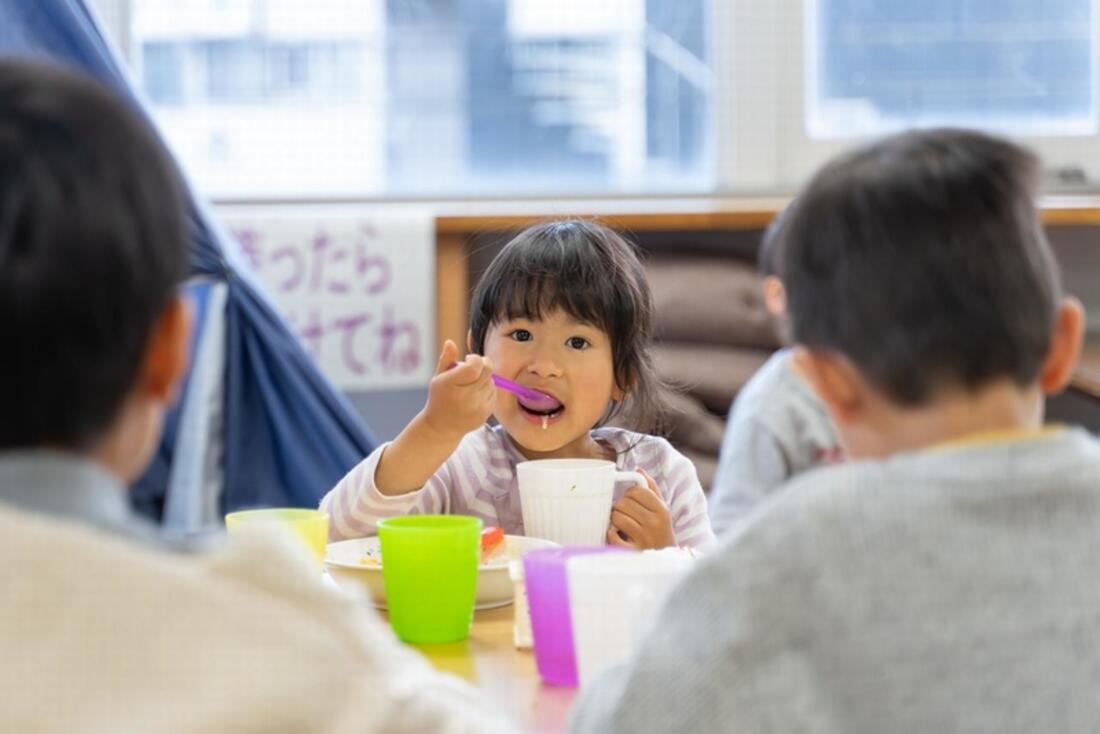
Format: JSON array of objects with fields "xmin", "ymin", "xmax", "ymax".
[{"xmin": 224, "ymin": 211, "xmax": 434, "ymax": 390}]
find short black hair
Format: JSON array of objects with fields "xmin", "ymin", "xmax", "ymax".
[
  {"xmin": 757, "ymin": 205, "xmax": 790, "ymax": 277},
  {"xmin": 778, "ymin": 128, "xmax": 1060, "ymax": 405},
  {"xmin": 0, "ymin": 59, "xmax": 188, "ymax": 449},
  {"xmin": 469, "ymin": 219, "xmax": 663, "ymax": 428}
]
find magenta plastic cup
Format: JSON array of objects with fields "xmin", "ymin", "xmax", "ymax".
[{"xmin": 523, "ymin": 546, "xmax": 627, "ymax": 686}]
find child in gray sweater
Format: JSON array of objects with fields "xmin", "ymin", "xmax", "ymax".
[
  {"xmin": 709, "ymin": 216, "xmax": 840, "ymax": 535},
  {"xmin": 571, "ymin": 129, "xmax": 1094, "ymax": 733}
]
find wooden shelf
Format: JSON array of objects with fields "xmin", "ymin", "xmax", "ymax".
[
  {"xmin": 433, "ymin": 196, "xmax": 1100, "ymax": 375},
  {"xmin": 434, "ymin": 195, "xmax": 1100, "ymax": 236},
  {"xmin": 1040, "ymin": 197, "xmax": 1100, "ymax": 226},
  {"xmin": 436, "ymin": 200, "xmax": 785, "ymax": 236}
]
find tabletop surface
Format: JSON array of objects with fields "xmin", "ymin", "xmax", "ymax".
[{"xmin": 403, "ymin": 605, "xmax": 578, "ymax": 733}]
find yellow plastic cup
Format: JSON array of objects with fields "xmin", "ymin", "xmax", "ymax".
[{"xmin": 224, "ymin": 508, "xmax": 329, "ymax": 566}]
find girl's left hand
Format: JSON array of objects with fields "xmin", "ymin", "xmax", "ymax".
[{"xmin": 608, "ymin": 470, "xmax": 676, "ymax": 550}]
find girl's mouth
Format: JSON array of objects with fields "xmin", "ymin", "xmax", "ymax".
[{"xmin": 518, "ymin": 397, "xmax": 564, "ymax": 428}]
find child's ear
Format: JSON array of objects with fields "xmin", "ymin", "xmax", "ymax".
[
  {"xmin": 791, "ymin": 346, "xmax": 866, "ymax": 425},
  {"xmin": 762, "ymin": 276, "xmax": 787, "ymax": 317},
  {"xmin": 141, "ymin": 295, "xmax": 192, "ymax": 403},
  {"xmin": 1039, "ymin": 297, "xmax": 1085, "ymax": 395},
  {"xmin": 466, "ymin": 330, "xmax": 475, "ymax": 356}
]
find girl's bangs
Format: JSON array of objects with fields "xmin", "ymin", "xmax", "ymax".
[{"xmin": 491, "ymin": 268, "xmax": 611, "ymax": 333}]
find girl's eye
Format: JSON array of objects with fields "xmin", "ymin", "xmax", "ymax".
[
  {"xmin": 567, "ymin": 336, "xmax": 590, "ymax": 350},
  {"xmin": 509, "ymin": 329, "xmax": 532, "ymax": 342}
]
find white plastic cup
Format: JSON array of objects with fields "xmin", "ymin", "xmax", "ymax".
[
  {"xmin": 566, "ymin": 549, "xmax": 695, "ymax": 688},
  {"xmin": 516, "ymin": 459, "xmax": 644, "ymax": 546},
  {"xmin": 508, "ymin": 559, "xmax": 533, "ymax": 649}
]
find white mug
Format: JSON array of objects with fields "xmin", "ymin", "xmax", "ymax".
[{"xmin": 516, "ymin": 459, "xmax": 644, "ymax": 546}]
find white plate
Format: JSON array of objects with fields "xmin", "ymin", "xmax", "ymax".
[{"xmin": 325, "ymin": 534, "xmax": 558, "ymax": 610}]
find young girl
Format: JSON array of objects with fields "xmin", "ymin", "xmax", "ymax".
[{"xmin": 321, "ymin": 220, "xmax": 715, "ymax": 550}]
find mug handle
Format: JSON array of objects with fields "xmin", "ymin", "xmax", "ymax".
[{"xmin": 613, "ymin": 470, "xmax": 646, "ymax": 489}]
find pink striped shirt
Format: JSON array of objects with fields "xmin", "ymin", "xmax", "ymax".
[{"xmin": 321, "ymin": 425, "xmax": 716, "ymax": 550}]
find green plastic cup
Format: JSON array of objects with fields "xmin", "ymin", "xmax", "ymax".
[{"xmin": 377, "ymin": 515, "xmax": 483, "ymax": 643}]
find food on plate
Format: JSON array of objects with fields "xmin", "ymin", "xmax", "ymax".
[
  {"xmin": 355, "ymin": 526, "xmax": 507, "ymax": 567},
  {"xmin": 358, "ymin": 547, "xmax": 382, "ymax": 567},
  {"xmin": 481, "ymin": 526, "xmax": 505, "ymax": 562}
]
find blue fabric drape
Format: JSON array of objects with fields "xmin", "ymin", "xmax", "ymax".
[{"xmin": 1, "ymin": 1, "xmax": 377, "ymax": 516}]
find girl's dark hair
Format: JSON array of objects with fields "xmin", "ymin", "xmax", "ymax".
[{"xmin": 469, "ymin": 219, "xmax": 665, "ymax": 431}]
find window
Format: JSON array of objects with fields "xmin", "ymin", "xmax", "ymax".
[
  {"xmin": 141, "ymin": 42, "xmax": 184, "ymax": 105},
  {"xmin": 126, "ymin": 0, "xmax": 712, "ymax": 198},
  {"xmin": 808, "ymin": 0, "xmax": 1095, "ymax": 138},
  {"xmin": 106, "ymin": 0, "xmax": 1100, "ymax": 196},
  {"xmin": 719, "ymin": 0, "xmax": 1100, "ymax": 192}
]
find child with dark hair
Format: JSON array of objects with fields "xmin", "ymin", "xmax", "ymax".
[
  {"xmin": 323, "ymin": 219, "xmax": 714, "ymax": 550},
  {"xmin": 0, "ymin": 59, "xmax": 509, "ymax": 733},
  {"xmin": 708, "ymin": 206, "xmax": 841, "ymax": 536},
  {"xmin": 571, "ymin": 129, "xmax": 1096, "ymax": 732},
  {"xmin": 0, "ymin": 59, "xmax": 190, "ymax": 535}
]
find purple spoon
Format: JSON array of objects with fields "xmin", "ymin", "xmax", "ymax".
[
  {"xmin": 490, "ymin": 373, "xmax": 561, "ymax": 412},
  {"xmin": 449, "ymin": 362, "xmax": 561, "ymax": 411}
]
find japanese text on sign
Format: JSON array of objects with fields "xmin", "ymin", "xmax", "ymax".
[{"xmin": 225, "ymin": 212, "xmax": 434, "ymax": 390}]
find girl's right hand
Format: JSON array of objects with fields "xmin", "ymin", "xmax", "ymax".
[{"xmin": 422, "ymin": 340, "xmax": 496, "ymax": 441}]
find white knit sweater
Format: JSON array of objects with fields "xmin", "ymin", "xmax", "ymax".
[{"xmin": 0, "ymin": 491, "xmax": 512, "ymax": 733}]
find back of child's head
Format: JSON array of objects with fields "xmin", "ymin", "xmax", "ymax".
[
  {"xmin": 0, "ymin": 59, "xmax": 188, "ymax": 449},
  {"xmin": 777, "ymin": 128, "xmax": 1060, "ymax": 405},
  {"xmin": 757, "ymin": 202, "xmax": 796, "ymax": 331},
  {"xmin": 468, "ymin": 219, "xmax": 662, "ymax": 426},
  {"xmin": 757, "ymin": 204, "xmax": 790, "ymax": 278}
]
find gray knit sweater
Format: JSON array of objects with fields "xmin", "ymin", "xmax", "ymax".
[{"xmin": 571, "ymin": 427, "xmax": 1100, "ymax": 733}]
